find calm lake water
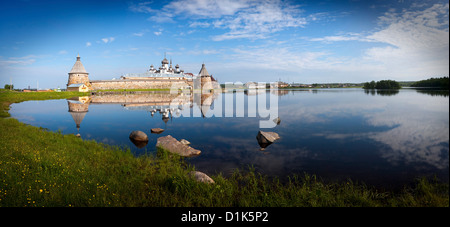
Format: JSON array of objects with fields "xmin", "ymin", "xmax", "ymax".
[{"xmin": 10, "ymin": 88, "xmax": 449, "ymax": 190}]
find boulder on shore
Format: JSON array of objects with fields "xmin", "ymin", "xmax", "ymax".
[
  {"xmin": 156, "ymin": 135, "xmax": 201, "ymax": 157},
  {"xmin": 189, "ymin": 171, "xmax": 215, "ymax": 184},
  {"xmin": 151, "ymin": 128, "xmax": 164, "ymax": 134},
  {"xmin": 129, "ymin": 130, "xmax": 148, "ymax": 142}
]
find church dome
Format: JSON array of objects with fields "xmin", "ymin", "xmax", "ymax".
[{"xmin": 162, "ymin": 58, "xmax": 169, "ymax": 64}]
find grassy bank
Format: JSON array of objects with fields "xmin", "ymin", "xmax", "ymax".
[
  {"xmin": 0, "ymin": 90, "xmax": 448, "ymax": 207},
  {"xmin": 0, "ymin": 90, "xmax": 86, "ymax": 118}
]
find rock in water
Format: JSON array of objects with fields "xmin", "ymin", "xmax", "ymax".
[
  {"xmin": 273, "ymin": 117, "xmax": 281, "ymax": 125},
  {"xmin": 151, "ymin": 128, "xmax": 164, "ymax": 134},
  {"xmin": 129, "ymin": 130, "xmax": 148, "ymax": 142},
  {"xmin": 156, "ymin": 135, "xmax": 201, "ymax": 157},
  {"xmin": 189, "ymin": 171, "xmax": 215, "ymax": 184},
  {"xmin": 256, "ymin": 131, "xmax": 280, "ymax": 144}
]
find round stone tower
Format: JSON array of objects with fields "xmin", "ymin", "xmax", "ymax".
[
  {"xmin": 67, "ymin": 97, "xmax": 90, "ymax": 136},
  {"xmin": 198, "ymin": 63, "xmax": 213, "ymax": 91},
  {"xmin": 67, "ymin": 54, "xmax": 89, "ymax": 87}
]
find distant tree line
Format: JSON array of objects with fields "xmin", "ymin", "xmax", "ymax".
[
  {"xmin": 410, "ymin": 77, "xmax": 449, "ymax": 89},
  {"xmin": 363, "ymin": 80, "xmax": 401, "ymax": 89},
  {"xmin": 4, "ymin": 84, "xmax": 13, "ymax": 90}
]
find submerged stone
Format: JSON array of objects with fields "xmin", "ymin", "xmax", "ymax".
[
  {"xmin": 129, "ymin": 130, "xmax": 148, "ymax": 142},
  {"xmin": 151, "ymin": 128, "xmax": 164, "ymax": 134}
]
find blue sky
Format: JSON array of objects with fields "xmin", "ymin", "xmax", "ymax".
[{"xmin": 0, "ymin": 0, "xmax": 448, "ymax": 89}]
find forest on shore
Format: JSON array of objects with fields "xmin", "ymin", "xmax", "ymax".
[{"xmin": 410, "ymin": 77, "xmax": 449, "ymax": 89}]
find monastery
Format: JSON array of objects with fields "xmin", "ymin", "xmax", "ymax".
[{"xmin": 67, "ymin": 54, "xmax": 215, "ymax": 92}]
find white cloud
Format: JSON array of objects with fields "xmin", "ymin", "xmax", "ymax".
[
  {"xmin": 132, "ymin": 32, "xmax": 144, "ymax": 37},
  {"xmin": 101, "ymin": 37, "xmax": 115, "ymax": 43},
  {"xmin": 128, "ymin": 1, "xmax": 156, "ymax": 13},
  {"xmin": 132, "ymin": 29, "xmax": 149, "ymax": 37},
  {"xmin": 368, "ymin": 4, "xmax": 449, "ymax": 51},
  {"xmin": 309, "ymin": 33, "xmax": 373, "ymax": 43},
  {"xmin": 0, "ymin": 59, "xmax": 36, "ymax": 66},
  {"xmin": 153, "ymin": 28, "xmax": 163, "ymax": 36},
  {"xmin": 164, "ymin": 0, "xmax": 249, "ymax": 18},
  {"xmin": 154, "ymin": 31, "xmax": 162, "ymax": 36},
  {"xmin": 189, "ymin": 21, "xmax": 210, "ymax": 28},
  {"xmin": 0, "ymin": 55, "xmax": 38, "ymax": 66},
  {"xmin": 212, "ymin": 0, "xmax": 306, "ymax": 40},
  {"xmin": 188, "ymin": 49, "xmax": 220, "ymax": 55},
  {"xmin": 148, "ymin": 12, "xmax": 175, "ymax": 23},
  {"xmin": 129, "ymin": 1, "xmax": 174, "ymax": 23},
  {"xmin": 131, "ymin": 0, "xmax": 307, "ymax": 40},
  {"xmin": 288, "ymin": 2, "xmax": 449, "ymax": 81},
  {"xmin": 86, "ymin": 42, "xmax": 92, "ymax": 47},
  {"xmin": 58, "ymin": 50, "xmax": 68, "ymax": 55},
  {"xmin": 363, "ymin": 3, "xmax": 449, "ymax": 79}
]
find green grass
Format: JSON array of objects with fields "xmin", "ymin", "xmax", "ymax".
[
  {"xmin": 0, "ymin": 89, "xmax": 448, "ymax": 207},
  {"xmin": 0, "ymin": 89, "xmax": 86, "ymax": 118}
]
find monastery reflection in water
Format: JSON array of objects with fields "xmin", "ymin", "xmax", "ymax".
[
  {"xmin": 67, "ymin": 91, "xmax": 220, "ymax": 137},
  {"xmin": 67, "ymin": 89, "xmax": 290, "ymax": 137}
]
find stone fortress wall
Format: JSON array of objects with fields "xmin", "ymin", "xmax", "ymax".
[
  {"xmin": 67, "ymin": 54, "xmax": 213, "ymax": 91},
  {"xmin": 90, "ymin": 79, "xmax": 193, "ymax": 90}
]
